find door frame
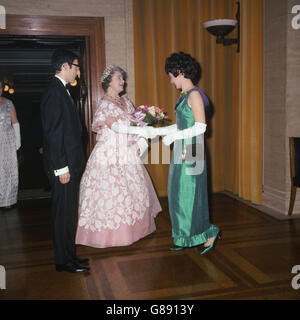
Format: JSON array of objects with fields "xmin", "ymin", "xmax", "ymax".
[{"xmin": 0, "ymin": 14, "xmax": 105, "ymax": 154}]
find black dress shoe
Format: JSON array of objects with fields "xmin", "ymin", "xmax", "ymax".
[
  {"xmin": 55, "ymin": 263, "xmax": 90, "ymax": 273},
  {"xmin": 74, "ymin": 257, "xmax": 89, "ymax": 265}
]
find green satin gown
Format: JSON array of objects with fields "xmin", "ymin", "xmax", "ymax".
[{"xmin": 168, "ymin": 89, "xmax": 219, "ymax": 247}]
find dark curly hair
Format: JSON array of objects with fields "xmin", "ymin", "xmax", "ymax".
[
  {"xmin": 165, "ymin": 52, "xmax": 202, "ymax": 85},
  {"xmin": 51, "ymin": 48, "xmax": 79, "ymax": 73},
  {"xmin": 101, "ymin": 66, "xmax": 127, "ymax": 94}
]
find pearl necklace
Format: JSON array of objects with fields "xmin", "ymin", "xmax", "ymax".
[
  {"xmin": 104, "ymin": 93, "xmax": 127, "ymax": 111},
  {"xmin": 104, "ymin": 93, "xmax": 122, "ymax": 103}
]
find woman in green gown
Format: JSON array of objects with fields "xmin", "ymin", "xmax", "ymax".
[{"xmin": 154, "ymin": 52, "xmax": 220, "ymax": 254}]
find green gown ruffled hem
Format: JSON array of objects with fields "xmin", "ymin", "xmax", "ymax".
[{"xmin": 172, "ymin": 224, "xmax": 219, "ymax": 248}]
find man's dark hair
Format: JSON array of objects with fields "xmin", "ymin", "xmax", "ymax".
[{"xmin": 51, "ymin": 49, "xmax": 79, "ymax": 73}]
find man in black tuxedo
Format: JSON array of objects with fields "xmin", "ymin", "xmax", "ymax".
[{"xmin": 41, "ymin": 49, "xmax": 89, "ymax": 273}]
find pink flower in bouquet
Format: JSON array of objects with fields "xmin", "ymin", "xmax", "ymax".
[
  {"xmin": 131, "ymin": 104, "xmax": 171, "ymax": 127},
  {"xmin": 134, "ymin": 110, "xmax": 146, "ymax": 122}
]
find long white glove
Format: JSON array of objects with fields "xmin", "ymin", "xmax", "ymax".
[
  {"xmin": 152, "ymin": 124, "xmax": 178, "ymax": 136},
  {"xmin": 13, "ymin": 123, "xmax": 21, "ymax": 150},
  {"xmin": 137, "ymin": 138, "xmax": 149, "ymax": 157},
  {"xmin": 162, "ymin": 122, "xmax": 207, "ymax": 146},
  {"xmin": 111, "ymin": 122, "xmax": 156, "ymax": 139}
]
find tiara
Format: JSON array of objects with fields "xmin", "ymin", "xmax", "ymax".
[{"xmin": 101, "ymin": 65, "xmax": 116, "ymax": 83}]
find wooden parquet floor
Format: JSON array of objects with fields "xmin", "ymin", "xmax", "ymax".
[{"xmin": 0, "ymin": 194, "xmax": 300, "ymax": 300}]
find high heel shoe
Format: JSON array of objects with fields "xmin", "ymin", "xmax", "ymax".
[
  {"xmin": 170, "ymin": 245, "xmax": 184, "ymax": 251},
  {"xmin": 200, "ymin": 232, "xmax": 221, "ymax": 255}
]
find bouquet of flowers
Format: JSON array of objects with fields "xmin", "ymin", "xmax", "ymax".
[{"xmin": 131, "ymin": 105, "xmax": 171, "ymax": 127}]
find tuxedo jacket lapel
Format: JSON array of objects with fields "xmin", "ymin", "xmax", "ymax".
[{"xmin": 54, "ymin": 78, "xmax": 82, "ymax": 132}]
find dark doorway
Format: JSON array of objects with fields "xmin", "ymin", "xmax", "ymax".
[
  {"xmin": 0, "ymin": 15, "xmax": 106, "ymax": 200},
  {"xmin": 0, "ymin": 35, "xmax": 87, "ymax": 199}
]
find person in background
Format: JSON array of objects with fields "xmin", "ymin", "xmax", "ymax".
[{"xmin": 0, "ymin": 79, "xmax": 21, "ymax": 210}]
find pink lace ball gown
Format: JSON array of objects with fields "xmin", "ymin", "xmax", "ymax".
[{"xmin": 75, "ymin": 96, "xmax": 162, "ymax": 248}]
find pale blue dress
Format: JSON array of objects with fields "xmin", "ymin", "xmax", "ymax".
[{"xmin": 0, "ymin": 99, "xmax": 18, "ymax": 207}]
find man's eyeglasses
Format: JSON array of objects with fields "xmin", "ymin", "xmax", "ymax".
[{"xmin": 71, "ymin": 63, "xmax": 80, "ymax": 69}]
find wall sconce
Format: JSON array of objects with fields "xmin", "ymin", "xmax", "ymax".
[
  {"xmin": 4, "ymin": 84, "xmax": 9, "ymax": 92},
  {"xmin": 203, "ymin": 2, "xmax": 240, "ymax": 53},
  {"xmin": 8, "ymin": 87, "xmax": 15, "ymax": 95}
]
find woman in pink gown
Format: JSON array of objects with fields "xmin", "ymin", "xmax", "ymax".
[{"xmin": 76, "ymin": 66, "xmax": 161, "ymax": 248}]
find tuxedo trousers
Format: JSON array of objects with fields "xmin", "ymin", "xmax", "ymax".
[{"xmin": 48, "ymin": 171, "xmax": 82, "ymax": 265}]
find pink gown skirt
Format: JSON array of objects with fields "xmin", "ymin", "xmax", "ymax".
[{"xmin": 75, "ymin": 134, "xmax": 162, "ymax": 248}]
